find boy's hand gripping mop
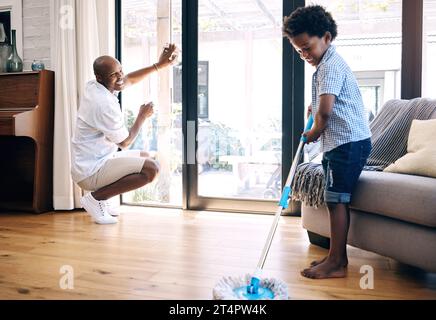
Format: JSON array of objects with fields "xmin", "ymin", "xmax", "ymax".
[{"xmin": 213, "ymin": 115, "xmax": 315, "ymax": 300}]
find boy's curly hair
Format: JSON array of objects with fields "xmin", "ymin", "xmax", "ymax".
[{"xmin": 283, "ymin": 5, "xmax": 338, "ymax": 40}]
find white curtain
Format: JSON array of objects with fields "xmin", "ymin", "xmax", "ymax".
[{"xmin": 52, "ymin": 0, "xmax": 114, "ymax": 210}]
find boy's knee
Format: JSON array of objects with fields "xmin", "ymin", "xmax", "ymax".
[{"xmin": 326, "ymin": 202, "xmax": 349, "ymax": 212}]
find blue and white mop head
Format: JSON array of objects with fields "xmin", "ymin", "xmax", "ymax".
[{"xmin": 212, "ymin": 274, "xmax": 289, "ymax": 300}]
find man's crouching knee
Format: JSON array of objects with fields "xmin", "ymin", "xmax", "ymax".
[{"xmin": 140, "ymin": 159, "xmax": 160, "ymax": 183}]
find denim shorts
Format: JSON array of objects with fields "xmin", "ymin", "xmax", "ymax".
[{"xmin": 322, "ymin": 138, "xmax": 372, "ymax": 204}]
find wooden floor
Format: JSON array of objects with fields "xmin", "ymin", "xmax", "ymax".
[{"xmin": 0, "ymin": 207, "xmax": 435, "ymax": 300}]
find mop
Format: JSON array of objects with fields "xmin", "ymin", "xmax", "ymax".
[{"xmin": 213, "ymin": 115, "xmax": 315, "ymax": 300}]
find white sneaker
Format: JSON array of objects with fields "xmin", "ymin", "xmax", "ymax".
[
  {"xmin": 80, "ymin": 193, "xmax": 118, "ymax": 225},
  {"xmin": 105, "ymin": 202, "xmax": 121, "ymax": 217}
]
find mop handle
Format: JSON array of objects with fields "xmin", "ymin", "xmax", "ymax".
[{"xmin": 256, "ymin": 115, "xmax": 314, "ymax": 271}]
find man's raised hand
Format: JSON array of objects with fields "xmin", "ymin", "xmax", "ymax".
[
  {"xmin": 157, "ymin": 44, "xmax": 179, "ymax": 69},
  {"xmin": 139, "ymin": 102, "xmax": 154, "ymax": 120}
]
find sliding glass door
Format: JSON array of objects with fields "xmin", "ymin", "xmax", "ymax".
[
  {"xmin": 120, "ymin": 0, "xmax": 183, "ymax": 207},
  {"xmin": 118, "ymin": 0, "xmax": 304, "ymax": 213},
  {"xmin": 196, "ymin": 0, "xmax": 283, "ymax": 201},
  {"xmin": 183, "ymin": 0, "xmax": 302, "ymax": 213}
]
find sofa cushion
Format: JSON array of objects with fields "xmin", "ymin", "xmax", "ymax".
[
  {"xmin": 385, "ymin": 119, "xmax": 436, "ymax": 178},
  {"xmin": 351, "ymin": 171, "xmax": 436, "ymax": 227}
]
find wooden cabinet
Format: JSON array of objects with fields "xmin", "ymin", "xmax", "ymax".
[{"xmin": 0, "ymin": 71, "xmax": 55, "ymax": 213}]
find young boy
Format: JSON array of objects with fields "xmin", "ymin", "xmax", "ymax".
[{"xmin": 283, "ymin": 5, "xmax": 372, "ymax": 279}]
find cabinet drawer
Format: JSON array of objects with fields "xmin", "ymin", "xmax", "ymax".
[{"xmin": 0, "ymin": 118, "xmax": 15, "ymax": 136}]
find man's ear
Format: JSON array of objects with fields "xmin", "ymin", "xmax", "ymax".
[
  {"xmin": 324, "ymin": 31, "xmax": 332, "ymax": 43},
  {"xmin": 95, "ymin": 74, "xmax": 103, "ymax": 82}
]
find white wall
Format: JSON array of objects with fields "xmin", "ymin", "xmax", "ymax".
[
  {"xmin": 21, "ymin": 0, "xmax": 115, "ymax": 71},
  {"xmin": 22, "ymin": 0, "xmax": 51, "ymax": 70}
]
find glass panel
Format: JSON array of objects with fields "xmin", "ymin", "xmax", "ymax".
[
  {"xmin": 197, "ymin": 0, "xmax": 283, "ymax": 200},
  {"xmin": 423, "ymin": 0, "xmax": 436, "ymax": 98},
  {"xmin": 304, "ymin": 0, "xmax": 402, "ymax": 119},
  {"xmin": 121, "ymin": 0, "xmax": 182, "ymax": 206}
]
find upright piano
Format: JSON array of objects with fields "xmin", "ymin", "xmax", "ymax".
[{"xmin": 0, "ymin": 71, "xmax": 55, "ymax": 213}]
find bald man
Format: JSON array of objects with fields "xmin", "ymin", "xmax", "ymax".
[{"xmin": 71, "ymin": 44, "xmax": 179, "ymax": 224}]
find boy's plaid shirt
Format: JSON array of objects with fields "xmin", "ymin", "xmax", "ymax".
[{"xmin": 312, "ymin": 45, "xmax": 372, "ymax": 153}]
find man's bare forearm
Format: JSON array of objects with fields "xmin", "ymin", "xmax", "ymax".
[
  {"xmin": 121, "ymin": 45, "xmax": 178, "ymax": 89},
  {"xmin": 118, "ymin": 116, "xmax": 146, "ymax": 150},
  {"xmin": 124, "ymin": 66, "xmax": 157, "ymax": 87}
]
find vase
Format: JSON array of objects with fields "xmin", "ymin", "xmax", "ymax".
[
  {"xmin": 0, "ymin": 43, "xmax": 11, "ymax": 73},
  {"xmin": 7, "ymin": 30, "xmax": 23, "ymax": 72},
  {"xmin": 31, "ymin": 60, "xmax": 45, "ymax": 71}
]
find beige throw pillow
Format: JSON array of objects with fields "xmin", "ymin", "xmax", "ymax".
[{"xmin": 385, "ymin": 119, "xmax": 436, "ymax": 178}]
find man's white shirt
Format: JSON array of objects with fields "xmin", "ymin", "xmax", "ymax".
[{"xmin": 71, "ymin": 80, "xmax": 129, "ymax": 183}]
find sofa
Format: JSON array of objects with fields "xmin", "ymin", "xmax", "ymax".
[{"xmin": 302, "ymin": 101, "xmax": 436, "ymax": 273}]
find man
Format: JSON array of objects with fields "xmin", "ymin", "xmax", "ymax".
[{"xmin": 71, "ymin": 44, "xmax": 179, "ymax": 225}]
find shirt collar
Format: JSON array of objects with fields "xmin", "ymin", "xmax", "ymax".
[
  {"xmin": 316, "ymin": 44, "xmax": 336, "ymax": 70},
  {"xmin": 91, "ymin": 80, "xmax": 120, "ymax": 101}
]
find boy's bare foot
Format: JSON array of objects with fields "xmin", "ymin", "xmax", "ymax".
[
  {"xmin": 301, "ymin": 258, "xmax": 347, "ymax": 279},
  {"xmin": 311, "ymin": 256, "xmax": 348, "ymax": 268}
]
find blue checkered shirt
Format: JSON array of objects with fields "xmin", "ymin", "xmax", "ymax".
[{"xmin": 312, "ymin": 45, "xmax": 371, "ymax": 153}]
